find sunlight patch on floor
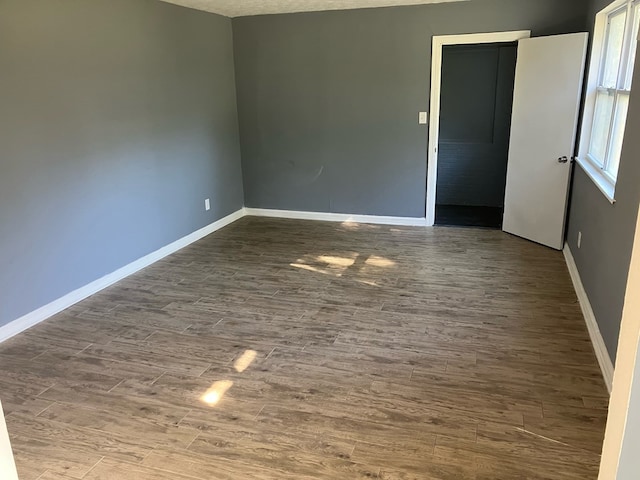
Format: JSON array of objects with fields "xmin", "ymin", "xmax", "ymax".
[{"xmin": 201, "ymin": 380, "xmax": 234, "ymax": 407}]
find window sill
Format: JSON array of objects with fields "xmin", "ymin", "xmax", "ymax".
[{"xmin": 575, "ymin": 156, "xmax": 617, "ymax": 204}]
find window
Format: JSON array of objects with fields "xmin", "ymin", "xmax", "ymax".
[{"xmin": 578, "ymin": 0, "xmax": 640, "ymax": 202}]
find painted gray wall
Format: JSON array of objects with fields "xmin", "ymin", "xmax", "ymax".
[
  {"xmin": 233, "ymin": 0, "xmax": 587, "ymax": 217},
  {"xmin": 0, "ymin": 0, "xmax": 244, "ymax": 327},
  {"xmin": 566, "ymin": 0, "xmax": 640, "ymax": 361}
]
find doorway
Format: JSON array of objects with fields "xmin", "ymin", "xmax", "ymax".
[
  {"xmin": 426, "ymin": 31, "xmax": 531, "ymax": 227},
  {"xmin": 435, "ymin": 42, "xmax": 518, "ymax": 228},
  {"xmin": 427, "ymin": 31, "xmax": 587, "ymax": 249}
]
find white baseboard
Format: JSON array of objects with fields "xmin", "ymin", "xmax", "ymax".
[
  {"xmin": 563, "ymin": 243, "xmax": 615, "ymax": 392},
  {"xmin": 0, "ymin": 208, "xmax": 245, "ymax": 344},
  {"xmin": 0, "ymin": 206, "xmax": 427, "ymax": 344},
  {"xmin": 244, "ymin": 208, "xmax": 429, "ymax": 227}
]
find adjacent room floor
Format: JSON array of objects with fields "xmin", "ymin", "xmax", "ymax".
[
  {"xmin": 435, "ymin": 205, "xmax": 504, "ymax": 229},
  {"xmin": 0, "ymin": 217, "xmax": 608, "ymax": 479}
]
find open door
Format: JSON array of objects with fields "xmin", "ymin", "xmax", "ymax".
[{"xmin": 503, "ymin": 33, "xmax": 589, "ymax": 250}]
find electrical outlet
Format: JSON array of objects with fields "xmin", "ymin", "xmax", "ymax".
[
  {"xmin": 205, "ymin": 198, "xmax": 210, "ymax": 211},
  {"xmin": 578, "ymin": 231, "xmax": 582, "ymax": 249}
]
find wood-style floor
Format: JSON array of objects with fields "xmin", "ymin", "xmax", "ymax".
[{"xmin": 0, "ymin": 217, "xmax": 608, "ymax": 479}]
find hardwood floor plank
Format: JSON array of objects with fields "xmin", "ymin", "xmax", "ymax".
[
  {"xmin": 141, "ymin": 447, "xmax": 322, "ymax": 480},
  {"xmin": 186, "ymin": 429, "xmax": 377, "ymax": 479},
  {"xmin": 7, "ymin": 413, "xmax": 153, "ymax": 463},
  {"xmin": 80, "ymin": 458, "xmax": 202, "ymax": 480},
  {"xmin": 10, "ymin": 436, "xmax": 103, "ymax": 479},
  {"xmin": 38, "ymin": 384, "xmax": 192, "ymax": 427},
  {"xmin": 37, "ymin": 402, "xmax": 199, "ymax": 449}
]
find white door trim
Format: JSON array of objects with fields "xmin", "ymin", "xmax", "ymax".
[
  {"xmin": 426, "ymin": 30, "xmax": 531, "ymax": 226},
  {"xmin": 599, "ymin": 202, "xmax": 640, "ymax": 478},
  {"xmin": 0, "ymin": 401, "xmax": 18, "ymax": 480}
]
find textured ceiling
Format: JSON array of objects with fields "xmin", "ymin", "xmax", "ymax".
[{"xmin": 159, "ymin": 0, "xmax": 469, "ymax": 18}]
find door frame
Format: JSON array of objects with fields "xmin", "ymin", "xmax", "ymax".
[
  {"xmin": 0, "ymin": 401, "xmax": 18, "ymax": 480},
  {"xmin": 426, "ymin": 30, "xmax": 531, "ymax": 227},
  {"xmin": 598, "ymin": 204, "xmax": 640, "ymax": 478}
]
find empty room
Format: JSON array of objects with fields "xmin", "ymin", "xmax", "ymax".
[{"xmin": 2, "ymin": 0, "xmax": 640, "ymax": 479}]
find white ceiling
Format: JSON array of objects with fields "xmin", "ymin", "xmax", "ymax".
[{"xmin": 159, "ymin": 0, "xmax": 469, "ymax": 18}]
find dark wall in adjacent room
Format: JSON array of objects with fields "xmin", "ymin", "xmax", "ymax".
[{"xmin": 437, "ymin": 43, "xmax": 517, "ymax": 208}]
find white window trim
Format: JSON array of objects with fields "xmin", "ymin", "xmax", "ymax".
[
  {"xmin": 575, "ymin": 155, "xmax": 617, "ymax": 202},
  {"xmin": 577, "ymin": 0, "xmax": 637, "ymax": 204}
]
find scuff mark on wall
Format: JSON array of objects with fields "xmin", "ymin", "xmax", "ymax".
[{"xmin": 311, "ymin": 166, "xmax": 324, "ymax": 183}]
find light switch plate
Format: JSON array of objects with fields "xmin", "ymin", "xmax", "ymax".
[{"xmin": 419, "ymin": 112, "xmax": 428, "ymax": 125}]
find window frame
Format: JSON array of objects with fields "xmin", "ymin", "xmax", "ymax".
[{"xmin": 577, "ymin": 0, "xmax": 640, "ymax": 203}]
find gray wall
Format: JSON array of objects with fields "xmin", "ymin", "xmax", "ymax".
[
  {"xmin": 233, "ymin": 0, "xmax": 587, "ymax": 217},
  {"xmin": 0, "ymin": 0, "xmax": 244, "ymax": 327},
  {"xmin": 566, "ymin": 0, "xmax": 640, "ymax": 361}
]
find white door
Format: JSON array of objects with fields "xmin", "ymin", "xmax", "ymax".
[{"xmin": 503, "ymin": 33, "xmax": 589, "ymax": 250}]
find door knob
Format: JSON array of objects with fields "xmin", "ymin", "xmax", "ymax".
[{"xmin": 558, "ymin": 156, "xmax": 569, "ymax": 164}]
